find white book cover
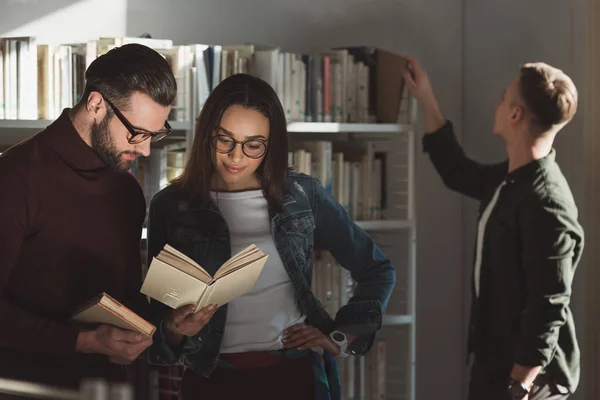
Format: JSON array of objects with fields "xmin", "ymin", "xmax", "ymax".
[
  {"xmin": 343, "ymin": 161, "xmax": 351, "ymax": 212},
  {"xmin": 252, "ymin": 48, "xmax": 280, "ymax": 90},
  {"xmin": 303, "ymin": 140, "xmax": 332, "ymax": 194},
  {"xmin": 0, "ymin": 48, "xmax": 4, "ymax": 119},
  {"xmin": 6, "ymin": 39, "xmax": 17, "ymax": 119}
]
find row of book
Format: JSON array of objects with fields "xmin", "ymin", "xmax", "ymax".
[
  {"xmin": 289, "ymin": 139, "xmax": 385, "ymax": 221},
  {"xmin": 0, "ymin": 35, "xmax": 407, "ymax": 124}
]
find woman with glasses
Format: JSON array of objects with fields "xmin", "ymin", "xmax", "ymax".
[{"xmin": 146, "ymin": 73, "xmax": 396, "ymax": 400}]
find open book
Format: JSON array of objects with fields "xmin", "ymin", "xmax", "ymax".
[
  {"xmin": 72, "ymin": 293, "xmax": 156, "ymax": 336},
  {"xmin": 140, "ymin": 243, "xmax": 268, "ymax": 312}
]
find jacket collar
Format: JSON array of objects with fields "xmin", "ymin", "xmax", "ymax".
[
  {"xmin": 506, "ymin": 148, "xmax": 556, "ymax": 184},
  {"xmin": 46, "ymin": 109, "xmax": 107, "ymax": 171}
]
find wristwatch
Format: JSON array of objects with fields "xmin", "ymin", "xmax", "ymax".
[
  {"xmin": 329, "ymin": 330, "xmax": 349, "ymax": 358},
  {"xmin": 507, "ymin": 379, "xmax": 531, "ymax": 399}
]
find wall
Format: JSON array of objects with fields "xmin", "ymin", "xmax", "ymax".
[
  {"xmin": 128, "ymin": 1, "xmax": 468, "ymax": 399},
  {"xmin": 0, "ymin": 0, "xmax": 127, "ymax": 43}
]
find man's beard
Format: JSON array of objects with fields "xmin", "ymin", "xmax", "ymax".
[{"xmin": 90, "ymin": 115, "xmax": 139, "ymax": 172}]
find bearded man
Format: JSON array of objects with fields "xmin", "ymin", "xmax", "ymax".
[{"xmin": 0, "ymin": 43, "xmax": 176, "ymax": 389}]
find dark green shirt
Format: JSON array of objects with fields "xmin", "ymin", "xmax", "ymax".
[{"xmin": 423, "ymin": 121, "xmax": 583, "ymax": 392}]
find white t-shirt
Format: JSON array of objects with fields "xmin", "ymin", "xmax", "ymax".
[
  {"xmin": 474, "ymin": 182, "xmax": 506, "ymax": 297},
  {"xmin": 210, "ymin": 190, "xmax": 306, "ymax": 353}
]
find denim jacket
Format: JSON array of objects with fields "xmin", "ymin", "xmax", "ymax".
[{"xmin": 146, "ymin": 172, "xmax": 396, "ymax": 377}]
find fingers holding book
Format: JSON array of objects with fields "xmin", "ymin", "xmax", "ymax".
[
  {"xmin": 164, "ymin": 303, "xmax": 219, "ymax": 346},
  {"xmin": 76, "ymin": 324, "xmax": 153, "ymax": 365}
]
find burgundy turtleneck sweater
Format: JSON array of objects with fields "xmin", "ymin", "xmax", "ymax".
[{"xmin": 0, "ymin": 110, "xmax": 149, "ymax": 388}]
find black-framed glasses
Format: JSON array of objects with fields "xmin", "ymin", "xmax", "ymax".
[
  {"xmin": 211, "ymin": 133, "xmax": 268, "ymax": 159},
  {"xmin": 100, "ymin": 93, "xmax": 172, "ymax": 144}
]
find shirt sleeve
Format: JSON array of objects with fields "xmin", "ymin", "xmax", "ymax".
[
  {"xmin": 422, "ymin": 120, "xmax": 507, "ymax": 200},
  {"xmin": 513, "ymin": 194, "xmax": 583, "ymax": 367}
]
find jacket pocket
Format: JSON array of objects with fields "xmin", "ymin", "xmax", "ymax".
[{"xmin": 279, "ymin": 211, "xmax": 315, "ymax": 262}]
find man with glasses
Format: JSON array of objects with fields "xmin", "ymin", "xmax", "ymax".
[{"xmin": 0, "ymin": 43, "xmax": 176, "ymax": 390}]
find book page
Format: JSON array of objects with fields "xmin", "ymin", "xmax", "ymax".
[
  {"xmin": 215, "ymin": 246, "xmax": 265, "ymax": 279},
  {"xmin": 158, "ymin": 245, "xmax": 212, "ymax": 282},
  {"xmin": 196, "ymin": 255, "xmax": 268, "ymax": 310},
  {"xmin": 101, "ymin": 294, "xmax": 155, "ymax": 335},
  {"xmin": 73, "ymin": 303, "xmax": 155, "ymax": 336},
  {"xmin": 219, "ymin": 244, "xmax": 257, "ymax": 268},
  {"xmin": 141, "ymin": 258, "xmax": 207, "ymax": 309},
  {"xmin": 72, "ymin": 293, "xmax": 155, "ymax": 336}
]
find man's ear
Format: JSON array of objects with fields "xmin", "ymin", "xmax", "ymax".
[
  {"xmin": 86, "ymin": 91, "xmax": 107, "ymax": 119},
  {"xmin": 510, "ymin": 105, "xmax": 524, "ymax": 123}
]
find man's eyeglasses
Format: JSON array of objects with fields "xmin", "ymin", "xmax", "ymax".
[
  {"xmin": 98, "ymin": 92, "xmax": 172, "ymax": 144},
  {"xmin": 211, "ymin": 132, "xmax": 268, "ymax": 159}
]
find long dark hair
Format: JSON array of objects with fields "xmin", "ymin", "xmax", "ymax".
[{"xmin": 172, "ymin": 73, "xmax": 289, "ymax": 212}]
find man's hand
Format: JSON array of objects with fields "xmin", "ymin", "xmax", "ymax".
[
  {"xmin": 282, "ymin": 323, "xmax": 353, "ymax": 356},
  {"xmin": 163, "ymin": 304, "xmax": 218, "ymax": 347},
  {"xmin": 402, "ymin": 56, "xmax": 446, "ymax": 132},
  {"xmin": 76, "ymin": 325, "xmax": 153, "ymax": 365}
]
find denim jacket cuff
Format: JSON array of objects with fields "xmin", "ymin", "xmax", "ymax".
[
  {"xmin": 148, "ymin": 321, "xmax": 203, "ymax": 366},
  {"xmin": 333, "ymin": 300, "xmax": 382, "ymax": 355}
]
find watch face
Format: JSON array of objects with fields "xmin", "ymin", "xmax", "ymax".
[
  {"xmin": 508, "ymin": 382, "xmax": 528, "ymax": 399},
  {"xmin": 332, "ymin": 332, "xmax": 345, "ymax": 342}
]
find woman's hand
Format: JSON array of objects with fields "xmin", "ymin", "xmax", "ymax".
[
  {"xmin": 163, "ymin": 303, "xmax": 218, "ymax": 347},
  {"xmin": 282, "ymin": 323, "xmax": 341, "ymax": 355}
]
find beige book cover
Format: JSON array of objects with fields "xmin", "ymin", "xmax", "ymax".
[
  {"xmin": 72, "ymin": 293, "xmax": 155, "ymax": 337},
  {"xmin": 140, "ymin": 244, "xmax": 268, "ymax": 312}
]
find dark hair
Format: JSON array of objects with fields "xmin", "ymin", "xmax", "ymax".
[
  {"xmin": 79, "ymin": 43, "xmax": 177, "ymax": 110},
  {"xmin": 518, "ymin": 62, "xmax": 578, "ymax": 134},
  {"xmin": 172, "ymin": 73, "xmax": 289, "ymax": 212}
]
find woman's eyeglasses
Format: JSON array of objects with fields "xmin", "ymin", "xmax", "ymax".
[{"xmin": 211, "ymin": 133, "xmax": 268, "ymax": 159}]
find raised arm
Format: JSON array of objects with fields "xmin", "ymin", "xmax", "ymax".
[{"xmin": 403, "ymin": 56, "xmax": 507, "ymax": 200}]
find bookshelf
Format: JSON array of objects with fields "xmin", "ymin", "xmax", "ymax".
[
  {"xmin": 0, "ymin": 37, "xmax": 417, "ymax": 400},
  {"xmin": 287, "ymin": 122, "xmax": 412, "ymax": 134}
]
